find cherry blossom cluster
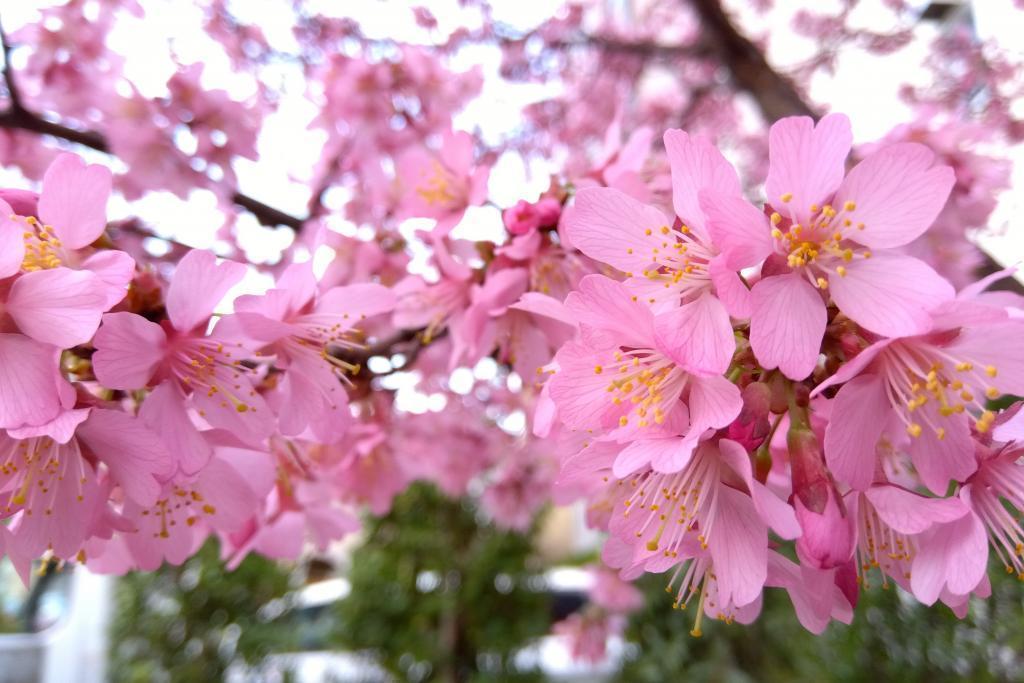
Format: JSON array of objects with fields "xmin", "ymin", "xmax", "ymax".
[
  {"xmin": 0, "ymin": 151, "xmax": 557, "ymax": 581},
  {"xmin": 537, "ymin": 113, "xmax": 1024, "ymax": 634}
]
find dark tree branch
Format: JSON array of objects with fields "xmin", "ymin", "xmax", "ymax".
[
  {"xmin": 684, "ymin": 0, "xmax": 1021, "ymax": 294},
  {"xmin": 0, "ymin": 105, "xmax": 306, "ymax": 229},
  {"xmin": 0, "ymin": 15, "xmax": 306, "ymax": 231},
  {"xmin": 551, "ymin": 33, "xmax": 713, "ymax": 60},
  {"xmin": 687, "ymin": 0, "xmax": 817, "ymax": 122}
]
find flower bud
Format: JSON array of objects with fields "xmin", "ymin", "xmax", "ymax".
[
  {"xmin": 789, "ymin": 428, "xmax": 855, "ymax": 570},
  {"xmin": 535, "ymin": 197, "xmax": 562, "ymax": 226},
  {"xmin": 503, "ymin": 199, "xmax": 540, "ymax": 235},
  {"xmin": 726, "ymin": 382, "xmax": 772, "ymax": 450}
]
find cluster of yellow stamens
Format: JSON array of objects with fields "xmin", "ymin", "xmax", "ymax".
[
  {"xmin": 771, "ymin": 195, "xmax": 871, "ymax": 287},
  {"xmin": 625, "ymin": 223, "xmax": 714, "ymax": 305},
  {"xmin": 415, "ymin": 160, "xmax": 458, "ymax": 207},
  {"xmin": 139, "ymin": 487, "xmax": 217, "ymax": 538},
  {"xmin": 1, "ymin": 438, "xmax": 89, "ymax": 521},
  {"xmin": 883, "ymin": 342, "xmax": 1001, "ymax": 439},
  {"xmin": 856, "ymin": 496, "xmax": 913, "ymax": 588},
  {"xmin": 175, "ymin": 340, "xmax": 259, "ymax": 415},
  {"xmin": 594, "ymin": 348, "xmax": 684, "ymax": 429},
  {"xmin": 18, "ymin": 215, "xmax": 64, "ymax": 271}
]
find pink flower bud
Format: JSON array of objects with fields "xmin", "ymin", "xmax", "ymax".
[
  {"xmin": 534, "ymin": 197, "xmax": 562, "ymax": 226},
  {"xmin": 789, "ymin": 429, "xmax": 855, "ymax": 570},
  {"xmin": 503, "ymin": 199, "xmax": 540, "ymax": 235},
  {"xmin": 726, "ymin": 382, "xmax": 772, "ymax": 450}
]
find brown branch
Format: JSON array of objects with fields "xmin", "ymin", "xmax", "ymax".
[
  {"xmin": 549, "ymin": 33, "xmax": 713, "ymax": 60},
  {"xmin": 0, "ymin": 18, "xmax": 306, "ymax": 231},
  {"xmin": 0, "ymin": 105, "xmax": 306, "ymax": 229},
  {"xmin": 687, "ymin": 0, "xmax": 817, "ymax": 122}
]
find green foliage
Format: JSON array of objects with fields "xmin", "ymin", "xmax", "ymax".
[
  {"xmin": 109, "ymin": 538, "xmax": 298, "ymax": 683},
  {"xmin": 621, "ymin": 567, "xmax": 1024, "ymax": 682},
  {"xmin": 331, "ymin": 483, "xmax": 552, "ymax": 682}
]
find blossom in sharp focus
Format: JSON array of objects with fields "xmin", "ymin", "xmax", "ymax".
[{"xmin": 703, "ymin": 113, "xmax": 957, "ymax": 380}]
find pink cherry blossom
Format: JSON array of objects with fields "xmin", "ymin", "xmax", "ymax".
[
  {"xmin": 705, "ymin": 113, "xmax": 958, "ymax": 380},
  {"xmin": 395, "ymin": 129, "xmax": 490, "ymax": 235},
  {"xmin": 233, "ymin": 261, "xmax": 395, "ymax": 443},
  {"xmin": 92, "ymin": 249, "xmax": 273, "ymax": 472}
]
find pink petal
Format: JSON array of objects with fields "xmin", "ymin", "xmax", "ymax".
[
  {"xmin": 750, "ymin": 274, "xmax": 826, "ymax": 380},
  {"xmin": 165, "ymin": 249, "xmax": 246, "ymax": 333},
  {"xmin": 864, "ymin": 484, "xmax": 969, "ymax": 535},
  {"xmin": 663, "ymin": 129, "xmax": 741, "ymax": 237},
  {"xmin": 709, "ymin": 255, "xmax": 752, "ymax": 319},
  {"xmin": 314, "ymin": 282, "xmax": 397, "ymax": 320},
  {"xmin": 810, "ymin": 338, "xmax": 892, "ymax": 397},
  {"xmin": 274, "ymin": 261, "xmax": 318, "ymax": 313},
  {"xmin": 7, "ymin": 408, "xmax": 90, "ymax": 444},
  {"xmin": 687, "ymin": 374, "xmax": 742, "ymax": 434},
  {"xmin": 565, "ymin": 187, "xmax": 673, "ymax": 274},
  {"xmin": 38, "ymin": 153, "xmax": 113, "ymax": 249},
  {"xmin": 80, "ymin": 249, "xmax": 136, "ymax": 308},
  {"xmin": 509, "ymin": 292, "xmax": 578, "ymax": 328},
  {"xmin": 190, "ymin": 376, "xmax": 273, "ymax": 447},
  {"xmin": 231, "ymin": 309, "xmax": 299, "ymax": 344},
  {"xmin": 828, "ymin": 252, "xmax": 954, "ymax": 337},
  {"xmin": 0, "ymin": 217, "xmax": 25, "ymax": 278},
  {"xmin": 92, "ymin": 312, "xmax": 167, "ymax": 389},
  {"xmin": 6, "ymin": 267, "xmax": 106, "ymax": 347},
  {"xmin": 564, "ymin": 275, "xmax": 654, "ymax": 349},
  {"xmin": 139, "ymin": 381, "xmax": 212, "ymax": 475},
  {"xmin": 12, "ymin": 441, "xmax": 100, "ymax": 558},
  {"xmin": 0, "ymin": 335, "xmax": 65, "ymax": 429},
  {"xmin": 196, "ymin": 454, "xmax": 271, "ymax": 533},
  {"xmin": 911, "ymin": 503, "xmax": 987, "ymax": 605},
  {"xmin": 994, "ymin": 405, "xmax": 1024, "ymax": 442},
  {"xmin": 654, "ymin": 292, "xmax": 734, "ymax": 376},
  {"xmin": 699, "ymin": 189, "xmax": 773, "ymax": 269},
  {"xmin": 548, "ymin": 341, "xmax": 624, "ymax": 431},
  {"xmin": 710, "ymin": 485, "xmax": 767, "ymax": 608},
  {"xmin": 947, "ymin": 322, "xmax": 1024, "ymax": 397},
  {"xmin": 823, "ymin": 374, "xmax": 890, "ymax": 491},
  {"xmin": 78, "ymin": 408, "xmax": 174, "ymax": 506},
  {"xmin": 613, "ymin": 438, "xmax": 690, "ymax": 477},
  {"xmin": 765, "ymin": 114, "xmax": 852, "ymax": 224},
  {"xmin": 834, "ymin": 143, "xmax": 955, "ymax": 249},
  {"xmin": 906, "ymin": 403, "xmax": 976, "ymax": 495},
  {"xmin": 718, "ymin": 439, "xmax": 800, "ymax": 539}
]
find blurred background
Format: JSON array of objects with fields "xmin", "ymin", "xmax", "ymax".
[
  {"xmin": 5, "ymin": 480, "xmax": 1024, "ymax": 681},
  {"xmin": 0, "ymin": 0, "xmax": 1022, "ymax": 680}
]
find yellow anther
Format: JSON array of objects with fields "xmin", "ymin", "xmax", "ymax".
[
  {"xmin": 986, "ymin": 365, "xmax": 998, "ymax": 378},
  {"xmin": 906, "ymin": 423, "xmax": 922, "ymax": 438},
  {"xmin": 842, "ymin": 249, "xmax": 853, "ymax": 262},
  {"xmin": 986, "ymin": 387, "xmax": 1000, "ymax": 399},
  {"xmin": 619, "ymin": 416, "xmax": 629, "ymax": 427},
  {"xmin": 645, "ymin": 228, "xmax": 652, "ymax": 236},
  {"xmin": 810, "ymin": 203, "xmax": 819, "ymax": 214},
  {"xmin": 936, "ymin": 427, "xmax": 946, "ymax": 441},
  {"xmin": 816, "ymin": 277, "xmax": 828, "ymax": 289},
  {"xmin": 594, "ymin": 365, "xmax": 603, "ymax": 374},
  {"xmin": 770, "ymin": 212, "xmax": 782, "ymax": 225},
  {"xmin": 660, "ymin": 225, "xmax": 670, "ymax": 235},
  {"xmin": 781, "ymin": 192, "xmax": 793, "ymax": 203},
  {"xmin": 956, "ymin": 362, "xmax": 973, "ymax": 372},
  {"xmin": 771, "ymin": 228, "xmax": 783, "ymax": 240},
  {"xmin": 836, "ymin": 266, "xmax": 847, "ymax": 277},
  {"xmin": 843, "ymin": 200, "xmax": 856, "ymax": 211}
]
